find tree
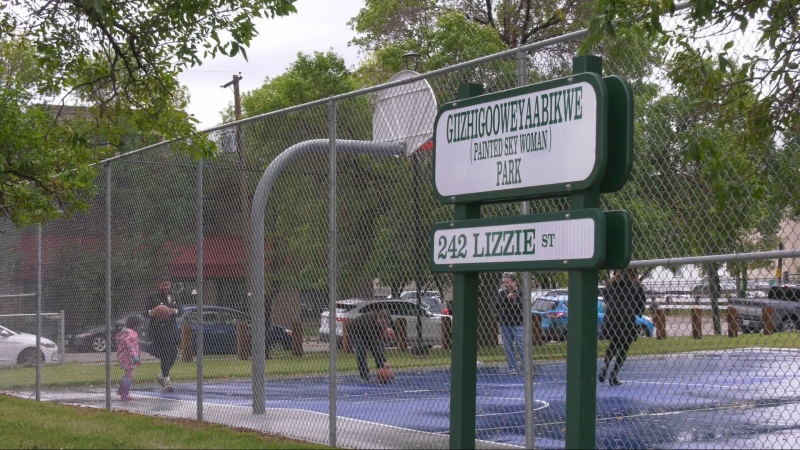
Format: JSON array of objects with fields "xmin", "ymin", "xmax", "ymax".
[
  {"xmin": 585, "ymin": 0, "xmax": 800, "ymax": 151},
  {"xmin": 236, "ymin": 51, "xmax": 384, "ymax": 299},
  {"xmin": 0, "ymin": 0, "xmax": 298, "ymax": 224},
  {"xmin": 628, "ymin": 51, "xmax": 798, "ymax": 333},
  {"xmin": 238, "ymin": 51, "xmax": 360, "ymax": 117},
  {"xmin": 0, "ymin": 39, "xmax": 98, "ymax": 227}
]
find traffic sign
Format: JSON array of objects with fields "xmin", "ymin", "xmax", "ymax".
[
  {"xmin": 432, "ymin": 72, "xmax": 608, "ymax": 203},
  {"xmin": 429, "ymin": 209, "xmax": 606, "ymax": 272}
]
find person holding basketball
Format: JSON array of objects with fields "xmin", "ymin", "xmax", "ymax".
[
  {"xmin": 144, "ymin": 276, "xmax": 183, "ymax": 392},
  {"xmin": 349, "ymin": 309, "xmax": 394, "ymax": 382}
]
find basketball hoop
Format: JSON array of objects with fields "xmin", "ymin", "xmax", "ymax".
[{"xmin": 373, "ymin": 70, "xmax": 437, "ymax": 156}]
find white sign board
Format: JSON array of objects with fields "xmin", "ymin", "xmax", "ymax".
[
  {"xmin": 433, "ymin": 73, "xmax": 607, "ymax": 202},
  {"xmin": 429, "ymin": 209, "xmax": 605, "ymax": 272}
]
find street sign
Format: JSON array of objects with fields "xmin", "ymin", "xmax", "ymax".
[
  {"xmin": 433, "ymin": 72, "xmax": 607, "ymax": 203},
  {"xmin": 429, "ymin": 209, "xmax": 606, "ymax": 272}
]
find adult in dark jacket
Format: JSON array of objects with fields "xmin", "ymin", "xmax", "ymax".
[
  {"xmin": 496, "ymin": 273, "xmax": 524, "ymax": 375},
  {"xmin": 348, "ymin": 310, "xmax": 394, "ymax": 381},
  {"xmin": 599, "ymin": 268, "xmax": 645, "ymax": 386},
  {"xmin": 143, "ymin": 277, "xmax": 183, "ymax": 392}
]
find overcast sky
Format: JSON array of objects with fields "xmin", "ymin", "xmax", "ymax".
[{"xmin": 178, "ymin": 0, "xmax": 365, "ymax": 130}]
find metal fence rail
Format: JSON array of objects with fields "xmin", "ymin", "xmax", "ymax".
[{"xmin": 1, "ymin": 4, "xmax": 799, "ymax": 449}]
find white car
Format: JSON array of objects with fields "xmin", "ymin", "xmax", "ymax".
[
  {"xmin": 319, "ymin": 298, "xmax": 445, "ymax": 348},
  {"xmin": 0, "ymin": 325, "xmax": 60, "ymax": 366}
]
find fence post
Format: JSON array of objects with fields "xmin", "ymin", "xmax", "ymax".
[
  {"xmin": 654, "ymin": 309, "xmax": 667, "ymax": 340},
  {"xmin": 327, "ymin": 97, "xmax": 339, "ymax": 448},
  {"xmin": 727, "ymin": 306, "xmax": 739, "ymax": 337},
  {"xmin": 395, "ymin": 318, "xmax": 408, "ymax": 352},
  {"xmin": 531, "ymin": 314, "xmax": 543, "ymax": 346},
  {"xmin": 236, "ymin": 320, "xmax": 251, "ymax": 360},
  {"xmin": 59, "ymin": 310, "xmax": 66, "ymax": 365},
  {"xmin": 691, "ymin": 307, "xmax": 703, "ymax": 339},
  {"xmin": 341, "ymin": 320, "xmax": 351, "ymax": 352},
  {"xmin": 180, "ymin": 324, "xmax": 194, "ymax": 362},
  {"xmin": 762, "ymin": 305, "xmax": 775, "ymax": 335},
  {"xmin": 196, "ymin": 157, "xmax": 205, "ymax": 422},
  {"xmin": 104, "ymin": 164, "xmax": 111, "ymax": 410},
  {"xmin": 291, "ymin": 321, "xmax": 304, "ymax": 357},
  {"xmin": 441, "ymin": 316, "xmax": 452, "ymax": 350}
]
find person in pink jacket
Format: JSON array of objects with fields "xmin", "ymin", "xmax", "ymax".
[{"xmin": 116, "ymin": 316, "xmax": 142, "ymax": 400}]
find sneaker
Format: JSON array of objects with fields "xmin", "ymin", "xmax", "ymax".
[
  {"xmin": 163, "ymin": 377, "xmax": 174, "ymax": 392},
  {"xmin": 156, "ymin": 374, "xmax": 166, "ymax": 388},
  {"xmin": 509, "ymin": 369, "xmax": 517, "ymax": 375},
  {"xmin": 120, "ymin": 395, "xmax": 134, "ymax": 401}
]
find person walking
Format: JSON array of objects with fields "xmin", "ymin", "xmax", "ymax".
[
  {"xmin": 599, "ymin": 267, "xmax": 646, "ymax": 386},
  {"xmin": 348, "ymin": 310, "xmax": 394, "ymax": 382},
  {"xmin": 496, "ymin": 273, "xmax": 524, "ymax": 375},
  {"xmin": 116, "ymin": 315, "xmax": 142, "ymax": 401},
  {"xmin": 144, "ymin": 277, "xmax": 182, "ymax": 392}
]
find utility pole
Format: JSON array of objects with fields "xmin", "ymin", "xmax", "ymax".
[
  {"xmin": 222, "ymin": 73, "xmax": 243, "ymax": 121},
  {"xmin": 221, "ymin": 73, "xmax": 250, "ymax": 302}
]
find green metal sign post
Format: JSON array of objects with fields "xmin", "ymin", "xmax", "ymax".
[
  {"xmin": 435, "ymin": 56, "xmax": 632, "ymax": 449},
  {"xmin": 449, "ymin": 83, "xmax": 484, "ymax": 450},
  {"xmin": 566, "ymin": 55, "xmax": 602, "ymax": 450}
]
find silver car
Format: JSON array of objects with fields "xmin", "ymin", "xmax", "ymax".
[{"xmin": 319, "ymin": 298, "xmax": 445, "ymax": 348}]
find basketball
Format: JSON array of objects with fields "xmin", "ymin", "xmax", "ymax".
[
  {"xmin": 152, "ymin": 304, "xmax": 173, "ymax": 320},
  {"xmin": 376, "ymin": 367, "xmax": 393, "ymax": 384}
]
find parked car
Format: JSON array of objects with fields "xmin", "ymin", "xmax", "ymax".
[
  {"xmin": 398, "ymin": 291, "xmax": 451, "ymax": 315},
  {"xmin": 67, "ymin": 306, "xmax": 292, "ymax": 355},
  {"xmin": 532, "ymin": 290, "xmax": 654, "ymax": 341},
  {"xmin": 400, "ymin": 293, "xmax": 448, "ymax": 315},
  {"xmin": 730, "ymin": 285, "xmax": 800, "ymax": 333},
  {"xmin": 319, "ymin": 298, "xmax": 445, "ymax": 348},
  {"xmin": 178, "ymin": 306, "xmax": 293, "ymax": 354},
  {"xmin": 0, "ymin": 324, "xmax": 60, "ymax": 365},
  {"xmin": 67, "ymin": 313, "xmax": 150, "ymax": 353},
  {"xmin": 399, "ymin": 290, "xmax": 441, "ymax": 300}
]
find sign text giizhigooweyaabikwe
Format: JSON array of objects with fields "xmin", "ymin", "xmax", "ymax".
[{"xmin": 433, "ymin": 74, "xmax": 606, "ymax": 202}]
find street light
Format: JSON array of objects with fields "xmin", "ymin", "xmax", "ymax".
[{"xmin": 402, "ymin": 51, "xmax": 421, "ymax": 71}]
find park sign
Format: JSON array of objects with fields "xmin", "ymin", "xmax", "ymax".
[
  {"xmin": 429, "ymin": 209, "xmax": 606, "ymax": 272},
  {"xmin": 433, "ymin": 72, "xmax": 607, "ymax": 203}
]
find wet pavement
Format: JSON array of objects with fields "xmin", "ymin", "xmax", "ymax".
[{"xmin": 10, "ymin": 347, "xmax": 800, "ymax": 449}]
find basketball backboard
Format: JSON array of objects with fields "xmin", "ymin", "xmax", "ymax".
[{"xmin": 373, "ymin": 70, "xmax": 437, "ymax": 156}]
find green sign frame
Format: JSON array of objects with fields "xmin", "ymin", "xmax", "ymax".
[
  {"xmin": 432, "ymin": 72, "xmax": 608, "ymax": 204},
  {"xmin": 599, "ymin": 76, "xmax": 634, "ymax": 193},
  {"xmin": 429, "ymin": 208, "xmax": 606, "ymax": 272},
  {"xmin": 600, "ymin": 210, "xmax": 632, "ymax": 269}
]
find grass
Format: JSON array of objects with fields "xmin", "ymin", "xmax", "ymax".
[
  {"xmin": 0, "ymin": 394, "xmax": 328, "ymax": 449},
  {"xmin": 1, "ymin": 332, "xmax": 798, "ymax": 390}
]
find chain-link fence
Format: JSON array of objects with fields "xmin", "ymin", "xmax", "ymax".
[{"xmin": 1, "ymin": 5, "xmax": 800, "ymax": 449}]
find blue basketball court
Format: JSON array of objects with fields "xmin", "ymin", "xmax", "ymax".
[{"xmin": 132, "ymin": 348, "xmax": 800, "ymax": 449}]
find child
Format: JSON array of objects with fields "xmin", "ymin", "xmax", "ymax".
[{"xmin": 116, "ymin": 315, "xmax": 142, "ymax": 401}]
